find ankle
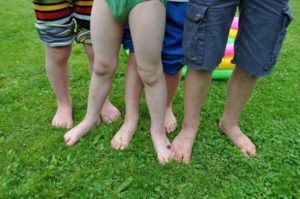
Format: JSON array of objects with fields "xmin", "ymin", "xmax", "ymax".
[
  {"xmin": 125, "ymin": 114, "xmax": 138, "ymax": 121},
  {"xmin": 122, "ymin": 121, "xmax": 138, "ymax": 131},
  {"xmin": 182, "ymin": 120, "xmax": 199, "ymax": 130},
  {"xmin": 150, "ymin": 130, "xmax": 166, "ymax": 139},
  {"xmin": 83, "ymin": 116, "xmax": 100, "ymax": 127},
  {"xmin": 103, "ymin": 98, "xmax": 111, "ymax": 105},
  {"xmin": 219, "ymin": 117, "xmax": 238, "ymax": 127},
  {"xmin": 57, "ymin": 98, "xmax": 72, "ymax": 108}
]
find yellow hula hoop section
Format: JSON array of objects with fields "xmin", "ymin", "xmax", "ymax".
[
  {"xmin": 229, "ymin": 29, "xmax": 238, "ymax": 39},
  {"xmin": 217, "ymin": 57, "xmax": 236, "ymax": 69}
]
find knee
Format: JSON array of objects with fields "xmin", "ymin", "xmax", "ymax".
[
  {"xmin": 137, "ymin": 65, "xmax": 162, "ymax": 86},
  {"xmin": 93, "ymin": 58, "xmax": 118, "ymax": 76}
]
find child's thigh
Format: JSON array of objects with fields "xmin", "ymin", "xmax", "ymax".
[
  {"xmin": 128, "ymin": 0, "xmax": 166, "ymax": 65},
  {"xmin": 90, "ymin": 0, "xmax": 123, "ymax": 62}
]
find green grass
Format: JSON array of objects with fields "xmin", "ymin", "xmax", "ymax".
[{"xmin": 0, "ymin": 0, "xmax": 300, "ymax": 198}]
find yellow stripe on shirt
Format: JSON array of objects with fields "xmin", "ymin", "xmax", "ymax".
[
  {"xmin": 33, "ymin": 3, "xmax": 72, "ymax": 11},
  {"xmin": 73, "ymin": 1, "xmax": 93, "ymax": 6}
]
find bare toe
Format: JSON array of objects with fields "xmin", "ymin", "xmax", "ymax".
[
  {"xmin": 182, "ymin": 154, "xmax": 191, "ymax": 164},
  {"xmin": 171, "ymin": 127, "xmax": 197, "ymax": 163},
  {"xmin": 66, "ymin": 122, "xmax": 73, "ymax": 129},
  {"xmin": 158, "ymin": 153, "xmax": 173, "ymax": 165},
  {"xmin": 111, "ymin": 122, "xmax": 137, "ymax": 151},
  {"xmin": 64, "ymin": 134, "xmax": 70, "ymax": 143},
  {"xmin": 64, "ymin": 119, "xmax": 99, "ymax": 146},
  {"xmin": 65, "ymin": 137, "xmax": 75, "ymax": 146},
  {"xmin": 64, "ymin": 134, "xmax": 76, "ymax": 146},
  {"xmin": 52, "ymin": 105, "xmax": 73, "ymax": 129},
  {"xmin": 174, "ymin": 153, "xmax": 183, "ymax": 162},
  {"xmin": 151, "ymin": 133, "xmax": 174, "ymax": 164},
  {"xmin": 120, "ymin": 145, "xmax": 127, "ymax": 150},
  {"xmin": 245, "ymin": 144, "xmax": 256, "ymax": 156}
]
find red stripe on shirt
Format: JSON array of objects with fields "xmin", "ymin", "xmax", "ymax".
[
  {"xmin": 35, "ymin": 8, "xmax": 73, "ymax": 21},
  {"xmin": 74, "ymin": 6, "xmax": 91, "ymax": 15}
]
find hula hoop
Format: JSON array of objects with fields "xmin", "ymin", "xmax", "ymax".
[
  {"xmin": 181, "ymin": 66, "xmax": 233, "ymax": 79},
  {"xmin": 217, "ymin": 57, "xmax": 236, "ymax": 69}
]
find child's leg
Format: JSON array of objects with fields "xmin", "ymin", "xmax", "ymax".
[
  {"xmin": 219, "ymin": 67, "xmax": 257, "ymax": 156},
  {"xmin": 111, "ymin": 53, "xmax": 143, "ymax": 150},
  {"xmin": 171, "ymin": 69, "xmax": 211, "ymax": 163},
  {"xmin": 33, "ymin": 0, "xmax": 75, "ymax": 128},
  {"xmin": 171, "ymin": 0, "xmax": 238, "ymax": 162},
  {"xmin": 45, "ymin": 46, "xmax": 73, "ymax": 128},
  {"xmin": 64, "ymin": 0, "xmax": 123, "ymax": 145},
  {"xmin": 219, "ymin": 0, "xmax": 292, "ymax": 156},
  {"xmin": 129, "ymin": 0, "xmax": 173, "ymax": 164},
  {"xmin": 83, "ymin": 44, "xmax": 94, "ymax": 72},
  {"xmin": 162, "ymin": 1, "xmax": 187, "ymax": 133},
  {"xmin": 164, "ymin": 72, "xmax": 181, "ymax": 133},
  {"xmin": 111, "ymin": 58, "xmax": 181, "ymax": 149},
  {"xmin": 83, "ymin": 43, "xmax": 121, "ymax": 124}
]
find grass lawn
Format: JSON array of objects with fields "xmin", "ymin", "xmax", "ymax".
[{"xmin": 0, "ymin": 0, "xmax": 299, "ymax": 198}]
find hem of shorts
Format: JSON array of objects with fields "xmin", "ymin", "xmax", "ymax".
[
  {"xmin": 80, "ymin": 39, "xmax": 92, "ymax": 45},
  {"xmin": 127, "ymin": 49, "xmax": 135, "ymax": 53},
  {"xmin": 44, "ymin": 40, "xmax": 74, "ymax": 48},
  {"xmin": 233, "ymin": 58, "xmax": 273, "ymax": 78},
  {"xmin": 163, "ymin": 64, "xmax": 184, "ymax": 75},
  {"xmin": 184, "ymin": 60, "xmax": 216, "ymax": 72}
]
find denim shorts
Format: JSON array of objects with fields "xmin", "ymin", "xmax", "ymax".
[
  {"xmin": 122, "ymin": 2, "xmax": 187, "ymax": 75},
  {"xmin": 183, "ymin": 0, "xmax": 293, "ymax": 77}
]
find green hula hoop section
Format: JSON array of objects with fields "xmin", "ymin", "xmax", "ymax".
[
  {"xmin": 212, "ymin": 69, "xmax": 233, "ymax": 79},
  {"xmin": 181, "ymin": 66, "xmax": 233, "ymax": 79},
  {"xmin": 227, "ymin": 38, "xmax": 235, "ymax": 44},
  {"xmin": 126, "ymin": 48, "xmax": 233, "ymax": 80}
]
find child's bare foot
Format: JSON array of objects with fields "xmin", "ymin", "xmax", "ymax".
[
  {"xmin": 219, "ymin": 119, "xmax": 256, "ymax": 156},
  {"xmin": 64, "ymin": 118, "xmax": 100, "ymax": 146},
  {"xmin": 52, "ymin": 103, "xmax": 73, "ymax": 129},
  {"xmin": 111, "ymin": 120, "xmax": 137, "ymax": 150},
  {"xmin": 171, "ymin": 126, "xmax": 197, "ymax": 163},
  {"xmin": 151, "ymin": 132, "xmax": 173, "ymax": 164},
  {"xmin": 164, "ymin": 108, "xmax": 177, "ymax": 133},
  {"xmin": 100, "ymin": 99, "xmax": 121, "ymax": 124}
]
